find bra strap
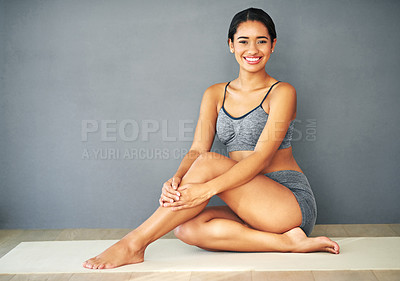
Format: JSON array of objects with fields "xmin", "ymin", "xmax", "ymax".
[
  {"xmin": 222, "ymin": 81, "xmax": 231, "ymax": 107},
  {"xmin": 259, "ymin": 81, "xmax": 280, "ymax": 106}
]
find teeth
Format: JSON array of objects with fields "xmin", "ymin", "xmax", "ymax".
[{"xmin": 245, "ymin": 57, "xmax": 261, "ymax": 62}]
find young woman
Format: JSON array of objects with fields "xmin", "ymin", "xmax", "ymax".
[{"xmin": 83, "ymin": 7, "xmax": 340, "ymax": 270}]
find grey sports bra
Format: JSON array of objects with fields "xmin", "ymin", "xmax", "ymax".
[{"xmin": 216, "ymin": 81, "xmax": 295, "ymax": 153}]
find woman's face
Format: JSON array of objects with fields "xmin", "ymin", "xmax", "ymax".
[{"xmin": 229, "ymin": 20, "xmax": 276, "ymax": 73}]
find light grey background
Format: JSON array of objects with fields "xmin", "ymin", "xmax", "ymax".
[{"xmin": 1, "ymin": 0, "xmax": 399, "ymax": 229}]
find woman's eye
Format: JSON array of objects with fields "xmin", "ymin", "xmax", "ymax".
[
  {"xmin": 257, "ymin": 40, "xmax": 267, "ymax": 44},
  {"xmin": 238, "ymin": 41, "xmax": 247, "ymax": 44}
]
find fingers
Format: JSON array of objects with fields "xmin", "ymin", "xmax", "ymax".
[
  {"xmin": 162, "ymin": 180, "xmax": 180, "ymax": 200},
  {"xmin": 160, "ymin": 176, "xmax": 182, "ymax": 207},
  {"xmin": 160, "ymin": 196, "xmax": 174, "ymax": 208},
  {"xmin": 161, "ymin": 197, "xmax": 190, "ymax": 211},
  {"xmin": 166, "ymin": 202, "xmax": 187, "ymax": 211},
  {"xmin": 162, "ymin": 185, "xmax": 180, "ymax": 202},
  {"xmin": 161, "ymin": 195, "xmax": 187, "ymax": 209},
  {"xmin": 164, "ymin": 178, "xmax": 180, "ymax": 193},
  {"xmin": 167, "ymin": 200, "xmax": 185, "ymax": 208},
  {"xmin": 171, "ymin": 177, "xmax": 181, "ymax": 190},
  {"xmin": 161, "ymin": 197, "xmax": 181, "ymax": 207},
  {"xmin": 160, "ymin": 194, "xmax": 175, "ymax": 206},
  {"xmin": 160, "ymin": 188, "xmax": 180, "ymax": 208},
  {"xmin": 171, "ymin": 203, "xmax": 190, "ymax": 211}
]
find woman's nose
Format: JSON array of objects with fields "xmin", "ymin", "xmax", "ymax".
[{"xmin": 247, "ymin": 42, "xmax": 258, "ymax": 54}]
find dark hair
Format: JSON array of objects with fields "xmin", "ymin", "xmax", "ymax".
[{"xmin": 227, "ymin": 7, "xmax": 277, "ymax": 46}]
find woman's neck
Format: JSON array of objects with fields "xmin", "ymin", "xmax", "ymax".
[{"xmin": 236, "ymin": 70, "xmax": 271, "ymax": 91}]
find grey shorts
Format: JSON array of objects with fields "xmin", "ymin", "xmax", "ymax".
[{"xmin": 264, "ymin": 170, "xmax": 317, "ymax": 237}]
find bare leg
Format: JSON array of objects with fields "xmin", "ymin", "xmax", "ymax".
[
  {"xmin": 175, "ymin": 206, "xmax": 339, "ymax": 254},
  {"xmin": 82, "ymin": 161, "xmax": 213, "ymax": 269},
  {"xmin": 173, "ymin": 152, "xmax": 340, "ymax": 254},
  {"xmin": 83, "ymin": 152, "xmax": 339, "ymax": 269}
]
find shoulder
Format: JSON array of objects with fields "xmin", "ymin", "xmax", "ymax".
[
  {"xmin": 274, "ymin": 81, "xmax": 296, "ymax": 95},
  {"xmin": 268, "ymin": 81, "xmax": 297, "ymax": 113},
  {"xmin": 201, "ymin": 82, "xmax": 230, "ymax": 103},
  {"xmin": 269, "ymin": 81, "xmax": 297, "ymax": 101},
  {"xmin": 204, "ymin": 82, "xmax": 229, "ymax": 95}
]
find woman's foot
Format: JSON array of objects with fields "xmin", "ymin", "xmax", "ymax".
[
  {"xmin": 283, "ymin": 227, "xmax": 340, "ymax": 254},
  {"xmin": 82, "ymin": 239, "xmax": 146, "ymax": 269}
]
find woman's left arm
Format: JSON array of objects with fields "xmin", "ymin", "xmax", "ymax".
[{"xmin": 168, "ymin": 83, "xmax": 297, "ymax": 210}]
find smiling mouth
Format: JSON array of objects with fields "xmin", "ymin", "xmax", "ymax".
[{"xmin": 244, "ymin": 57, "xmax": 262, "ymax": 63}]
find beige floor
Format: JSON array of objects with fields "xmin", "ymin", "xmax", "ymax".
[{"xmin": 0, "ymin": 224, "xmax": 399, "ymax": 280}]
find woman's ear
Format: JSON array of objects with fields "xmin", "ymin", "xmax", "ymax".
[
  {"xmin": 228, "ymin": 39, "xmax": 234, "ymax": 53},
  {"xmin": 271, "ymin": 38, "xmax": 277, "ymax": 52}
]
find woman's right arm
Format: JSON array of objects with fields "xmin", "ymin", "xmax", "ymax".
[
  {"xmin": 175, "ymin": 84, "xmax": 220, "ymax": 177},
  {"xmin": 173, "ymin": 149, "xmax": 203, "ymax": 179},
  {"xmin": 160, "ymin": 84, "xmax": 221, "ymax": 205}
]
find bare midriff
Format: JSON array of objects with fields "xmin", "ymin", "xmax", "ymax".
[{"xmin": 229, "ymin": 147, "xmax": 304, "ymax": 175}]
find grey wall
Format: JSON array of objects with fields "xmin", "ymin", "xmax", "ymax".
[{"xmin": 1, "ymin": 0, "xmax": 399, "ymax": 229}]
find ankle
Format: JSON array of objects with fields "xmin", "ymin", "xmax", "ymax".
[
  {"xmin": 121, "ymin": 231, "xmax": 148, "ymax": 252},
  {"xmin": 281, "ymin": 232, "xmax": 296, "ymax": 252}
]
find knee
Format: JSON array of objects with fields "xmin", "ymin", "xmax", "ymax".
[
  {"xmin": 197, "ymin": 151, "xmax": 224, "ymax": 162},
  {"xmin": 191, "ymin": 152, "xmax": 224, "ymax": 170},
  {"xmin": 173, "ymin": 221, "xmax": 202, "ymax": 246},
  {"xmin": 184, "ymin": 152, "xmax": 228, "ymax": 183},
  {"xmin": 174, "ymin": 218, "xmax": 227, "ymax": 246}
]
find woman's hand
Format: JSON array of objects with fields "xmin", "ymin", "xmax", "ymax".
[
  {"xmin": 159, "ymin": 176, "xmax": 182, "ymax": 207},
  {"xmin": 165, "ymin": 182, "xmax": 212, "ymax": 211}
]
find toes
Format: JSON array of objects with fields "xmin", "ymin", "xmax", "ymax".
[
  {"xmin": 84, "ymin": 262, "xmax": 93, "ymax": 269},
  {"xmin": 83, "ymin": 259, "xmax": 97, "ymax": 269},
  {"xmin": 324, "ymin": 243, "xmax": 340, "ymax": 254},
  {"xmin": 90, "ymin": 261, "xmax": 107, "ymax": 270},
  {"xmin": 329, "ymin": 242, "xmax": 340, "ymax": 254},
  {"xmin": 335, "ymin": 243, "xmax": 340, "ymax": 254},
  {"xmin": 94, "ymin": 263, "xmax": 102, "ymax": 270},
  {"xmin": 82, "ymin": 259, "xmax": 108, "ymax": 270},
  {"xmin": 98, "ymin": 264, "xmax": 105, "ymax": 270},
  {"xmin": 325, "ymin": 246, "xmax": 336, "ymax": 254}
]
